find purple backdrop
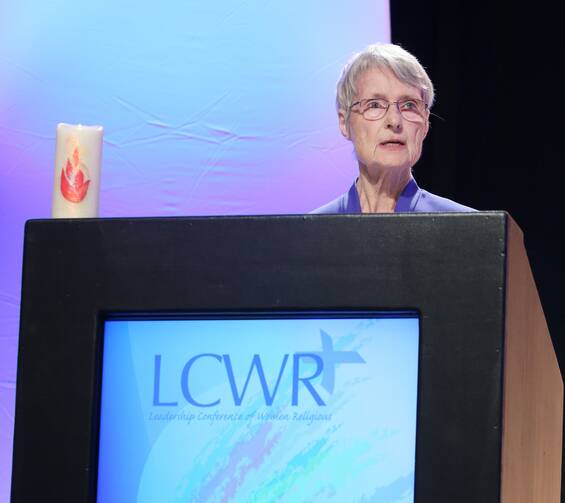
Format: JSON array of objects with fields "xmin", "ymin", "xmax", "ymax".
[{"xmin": 0, "ymin": 0, "xmax": 390, "ymax": 499}]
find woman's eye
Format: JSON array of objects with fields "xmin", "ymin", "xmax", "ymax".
[
  {"xmin": 401, "ymin": 100, "xmax": 418, "ymax": 110},
  {"xmin": 367, "ymin": 100, "xmax": 386, "ymax": 109}
]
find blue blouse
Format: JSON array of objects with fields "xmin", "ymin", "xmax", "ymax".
[{"xmin": 311, "ymin": 178, "xmax": 475, "ymax": 213}]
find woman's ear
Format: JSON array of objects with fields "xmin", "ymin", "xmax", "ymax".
[
  {"xmin": 338, "ymin": 110, "xmax": 350, "ymax": 140},
  {"xmin": 423, "ymin": 110, "xmax": 430, "ymax": 138}
]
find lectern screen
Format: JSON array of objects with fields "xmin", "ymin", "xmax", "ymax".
[{"xmin": 97, "ymin": 314, "xmax": 419, "ymax": 502}]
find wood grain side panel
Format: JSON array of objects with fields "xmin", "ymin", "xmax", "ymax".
[{"xmin": 501, "ymin": 217, "xmax": 563, "ymax": 502}]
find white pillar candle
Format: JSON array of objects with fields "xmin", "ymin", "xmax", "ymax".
[{"xmin": 51, "ymin": 123, "xmax": 104, "ymax": 218}]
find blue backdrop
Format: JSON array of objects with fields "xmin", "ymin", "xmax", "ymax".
[{"xmin": 0, "ymin": 0, "xmax": 390, "ymax": 498}]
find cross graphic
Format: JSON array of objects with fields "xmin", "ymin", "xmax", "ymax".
[{"xmin": 315, "ymin": 329, "xmax": 366, "ymax": 394}]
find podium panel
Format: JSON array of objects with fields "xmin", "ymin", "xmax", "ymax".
[{"xmin": 11, "ymin": 213, "xmax": 562, "ymax": 502}]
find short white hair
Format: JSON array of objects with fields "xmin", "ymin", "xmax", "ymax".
[{"xmin": 336, "ymin": 43, "xmax": 435, "ymax": 115}]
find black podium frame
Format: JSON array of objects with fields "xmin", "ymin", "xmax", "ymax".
[{"xmin": 11, "ymin": 213, "xmax": 561, "ymax": 502}]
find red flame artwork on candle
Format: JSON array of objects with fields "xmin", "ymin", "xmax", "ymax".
[{"xmin": 60, "ymin": 146, "xmax": 90, "ymax": 202}]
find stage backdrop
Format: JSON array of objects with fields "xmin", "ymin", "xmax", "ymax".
[{"xmin": 0, "ymin": 0, "xmax": 390, "ymax": 499}]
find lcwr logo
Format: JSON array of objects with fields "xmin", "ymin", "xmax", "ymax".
[{"xmin": 153, "ymin": 330, "xmax": 365, "ymax": 407}]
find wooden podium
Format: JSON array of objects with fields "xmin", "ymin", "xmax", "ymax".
[{"xmin": 11, "ymin": 212, "xmax": 562, "ymax": 502}]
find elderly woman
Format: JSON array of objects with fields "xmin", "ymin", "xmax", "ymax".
[{"xmin": 313, "ymin": 43, "xmax": 474, "ymax": 213}]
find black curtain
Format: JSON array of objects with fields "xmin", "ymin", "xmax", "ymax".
[{"xmin": 391, "ymin": 2, "xmax": 564, "ymax": 499}]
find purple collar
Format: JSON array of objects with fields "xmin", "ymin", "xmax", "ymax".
[{"xmin": 346, "ymin": 178, "xmax": 422, "ymax": 213}]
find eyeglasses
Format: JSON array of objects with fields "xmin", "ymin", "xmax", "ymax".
[{"xmin": 349, "ymin": 98, "xmax": 428, "ymax": 123}]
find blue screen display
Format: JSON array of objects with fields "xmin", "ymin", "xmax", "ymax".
[{"xmin": 97, "ymin": 315, "xmax": 419, "ymax": 502}]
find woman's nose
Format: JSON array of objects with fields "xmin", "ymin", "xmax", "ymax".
[{"xmin": 384, "ymin": 102, "xmax": 403, "ymax": 129}]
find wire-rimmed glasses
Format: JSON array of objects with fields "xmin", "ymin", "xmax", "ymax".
[{"xmin": 349, "ymin": 98, "xmax": 428, "ymax": 123}]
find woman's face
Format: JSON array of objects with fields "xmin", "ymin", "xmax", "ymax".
[{"xmin": 339, "ymin": 66, "xmax": 429, "ymax": 177}]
